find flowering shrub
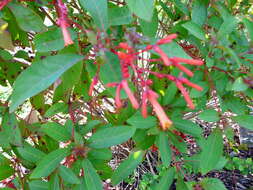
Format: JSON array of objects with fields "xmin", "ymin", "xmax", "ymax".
[{"xmin": 0, "ymin": 0, "xmax": 252, "ymax": 189}]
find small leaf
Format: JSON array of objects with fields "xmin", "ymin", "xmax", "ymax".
[
  {"xmin": 140, "ymin": 8, "xmax": 158, "ymax": 38},
  {"xmin": 157, "ymin": 132, "xmax": 171, "ymax": 166},
  {"xmin": 176, "ymin": 176, "xmax": 189, "ymax": 190},
  {"xmin": 49, "ymin": 173, "xmax": 60, "ymax": 190},
  {"xmin": 88, "ymin": 125, "xmax": 136, "ymax": 148},
  {"xmin": 200, "ymin": 129, "xmax": 223, "ymax": 174},
  {"xmin": 217, "ymin": 16, "xmax": 237, "ymax": 39},
  {"xmin": 127, "ymin": 111, "xmax": 156, "ymax": 129},
  {"xmin": 191, "ymin": 0, "xmax": 207, "ymax": 26},
  {"xmin": 232, "ymin": 115, "xmax": 253, "ymax": 130},
  {"xmin": 82, "ymin": 159, "xmax": 103, "ymax": 190},
  {"xmin": 10, "ymin": 54, "xmax": 83, "ymax": 112},
  {"xmin": 29, "ymin": 180, "xmax": 49, "ymax": 190},
  {"xmin": 182, "ymin": 21, "xmax": 206, "ymax": 40},
  {"xmin": 172, "ymin": 118, "xmax": 202, "ymax": 138},
  {"xmin": 59, "ymin": 165, "xmax": 81, "ymax": 184},
  {"xmin": 44, "ymin": 102, "xmax": 68, "ymax": 117},
  {"xmin": 153, "ymin": 167, "xmax": 175, "ymax": 190},
  {"xmin": 8, "ymin": 3, "xmax": 46, "ymax": 32},
  {"xmin": 201, "ymin": 178, "xmax": 227, "ymax": 190},
  {"xmin": 41, "ymin": 122, "xmax": 71, "ymax": 142},
  {"xmin": 17, "ymin": 143, "xmax": 46, "ymax": 163},
  {"xmin": 79, "ymin": 0, "xmax": 109, "ymax": 30},
  {"xmin": 163, "ymin": 82, "xmax": 178, "ymax": 105},
  {"xmin": 30, "ymin": 148, "xmax": 70, "ymax": 178},
  {"xmin": 126, "ymin": 0, "xmax": 154, "ymax": 21},
  {"xmin": 111, "ymin": 150, "xmax": 144, "ymax": 185},
  {"xmin": 199, "ymin": 109, "xmax": 219, "ymax": 122},
  {"xmin": 0, "ymin": 165, "xmax": 14, "ymax": 180},
  {"xmin": 232, "ymin": 77, "xmax": 248, "ymax": 92},
  {"xmin": 108, "ymin": 7, "xmax": 132, "ymax": 26}
]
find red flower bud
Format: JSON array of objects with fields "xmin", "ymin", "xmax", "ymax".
[{"xmin": 156, "ymin": 34, "xmax": 177, "ymax": 45}]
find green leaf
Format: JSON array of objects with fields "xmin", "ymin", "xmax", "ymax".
[
  {"xmin": 80, "ymin": 120, "xmax": 101, "ymax": 135},
  {"xmin": 10, "ymin": 54, "xmax": 83, "ymax": 112},
  {"xmin": 59, "ymin": 165, "xmax": 81, "ymax": 184},
  {"xmin": 126, "ymin": 0, "xmax": 154, "ymax": 21},
  {"xmin": 8, "ymin": 3, "xmax": 46, "ymax": 32},
  {"xmin": 232, "ymin": 77, "xmax": 248, "ymax": 92},
  {"xmin": 44, "ymin": 102, "xmax": 68, "ymax": 117},
  {"xmin": 108, "ymin": 7, "xmax": 132, "ymax": 26},
  {"xmin": 111, "ymin": 150, "xmax": 144, "ymax": 185},
  {"xmin": 34, "ymin": 28, "xmax": 64, "ymax": 52},
  {"xmin": 176, "ymin": 176, "xmax": 189, "ymax": 190},
  {"xmin": 49, "ymin": 173, "xmax": 60, "ymax": 190},
  {"xmin": 41, "ymin": 122, "xmax": 71, "ymax": 142},
  {"xmin": 201, "ymin": 178, "xmax": 227, "ymax": 190},
  {"xmin": 191, "ymin": 0, "xmax": 207, "ymax": 26},
  {"xmin": 30, "ymin": 148, "xmax": 70, "ymax": 178},
  {"xmin": 232, "ymin": 115, "xmax": 253, "ymax": 130},
  {"xmin": 127, "ymin": 111, "xmax": 156, "ymax": 129},
  {"xmin": 88, "ymin": 125, "xmax": 136, "ymax": 148},
  {"xmin": 140, "ymin": 8, "xmax": 158, "ymax": 38},
  {"xmin": 172, "ymin": 118, "xmax": 202, "ymax": 138},
  {"xmin": 163, "ymin": 82, "xmax": 178, "ymax": 105},
  {"xmin": 79, "ymin": 0, "xmax": 109, "ymax": 30},
  {"xmin": 82, "ymin": 159, "xmax": 103, "ymax": 190},
  {"xmin": 157, "ymin": 132, "xmax": 171, "ymax": 166},
  {"xmin": 88, "ymin": 148, "xmax": 112, "ymax": 160},
  {"xmin": 0, "ymin": 165, "xmax": 14, "ymax": 180},
  {"xmin": 153, "ymin": 167, "xmax": 175, "ymax": 190},
  {"xmin": 198, "ymin": 109, "xmax": 219, "ymax": 122},
  {"xmin": 160, "ymin": 42, "xmax": 191, "ymax": 59},
  {"xmin": 29, "ymin": 180, "xmax": 49, "ymax": 190},
  {"xmin": 217, "ymin": 16, "xmax": 237, "ymax": 39},
  {"xmin": 182, "ymin": 21, "xmax": 206, "ymax": 40},
  {"xmin": 17, "ymin": 143, "xmax": 46, "ymax": 163},
  {"xmin": 243, "ymin": 18, "xmax": 253, "ymax": 42},
  {"xmin": 200, "ymin": 129, "xmax": 223, "ymax": 174}
]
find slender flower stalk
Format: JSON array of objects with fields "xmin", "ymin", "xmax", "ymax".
[
  {"xmin": 147, "ymin": 90, "xmax": 173, "ymax": 130},
  {"xmin": 171, "ymin": 57, "xmax": 203, "ymax": 66},
  {"xmin": 121, "ymin": 80, "xmax": 139, "ymax": 109},
  {"xmin": 88, "ymin": 76, "xmax": 98, "ymax": 96},
  {"xmin": 153, "ymin": 45, "xmax": 171, "ymax": 66},
  {"xmin": 56, "ymin": 0, "xmax": 73, "ymax": 46},
  {"xmin": 115, "ymin": 84, "xmax": 123, "ymax": 108},
  {"xmin": 175, "ymin": 81, "xmax": 195, "ymax": 109},
  {"xmin": 141, "ymin": 91, "xmax": 148, "ymax": 118},
  {"xmin": 156, "ymin": 34, "xmax": 177, "ymax": 45}
]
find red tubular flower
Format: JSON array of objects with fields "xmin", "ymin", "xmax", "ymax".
[
  {"xmin": 0, "ymin": 0, "xmax": 11, "ymax": 10},
  {"xmin": 179, "ymin": 78, "xmax": 203, "ymax": 91},
  {"xmin": 141, "ymin": 91, "xmax": 148, "ymax": 118},
  {"xmin": 153, "ymin": 45, "xmax": 171, "ymax": 66},
  {"xmin": 147, "ymin": 90, "xmax": 173, "ymax": 130},
  {"xmin": 88, "ymin": 76, "xmax": 98, "ymax": 96},
  {"xmin": 175, "ymin": 81, "xmax": 195, "ymax": 109},
  {"xmin": 171, "ymin": 57, "xmax": 203, "ymax": 66},
  {"xmin": 56, "ymin": 0, "xmax": 73, "ymax": 46},
  {"xmin": 156, "ymin": 34, "xmax": 177, "ymax": 45},
  {"xmin": 121, "ymin": 80, "xmax": 139, "ymax": 109},
  {"xmin": 171, "ymin": 61, "xmax": 194, "ymax": 77},
  {"xmin": 115, "ymin": 83, "xmax": 123, "ymax": 108}
]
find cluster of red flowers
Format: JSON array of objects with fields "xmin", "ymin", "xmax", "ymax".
[{"xmin": 90, "ymin": 34, "xmax": 204, "ymax": 131}]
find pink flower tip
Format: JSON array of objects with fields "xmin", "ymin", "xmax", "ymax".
[
  {"xmin": 61, "ymin": 27, "xmax": 74, "ymax": 46},
  {"xmin": 156, "ymin": 34, "xmax": 177, "ymax": 45},
  {"xmin": 121, "ymin": 80, "xmax": 139, "ymax": 109},
  {"xmin": 172, "ymin": 57, "xmax": 203, "ymax": 66},
  {"xmin": 147, "ymin": 90, "xmax": 173, "ymax": 130},
  {"xmin": 153, "ymin": 46, "xmax": 171, "ymax": 66}
]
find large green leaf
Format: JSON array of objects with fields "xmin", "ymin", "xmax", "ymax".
[
  {"xmin": 191, "ymin": 0, "xmax": 207, "ymax": 26},
  {"xmin": 29, "ymin": 180, "xmax": 49, "ymax": 190},
  {"xmin": 88, "ymin": 125, "xmax": 136, "ymax": 148},
  {"xmin": 243, "ymin": 18, "xmax": 253, "ymax": 43},
  {"xmin": 49, "ymin": 173, "xmax": 60, "ymax": 190},
  {"xmin": 8, "ymin": 3, "xmax": 46, "ymax": 32},
  {"xmin": 200, "ymin": 129, "xmax": 223, "ymax": 174},
  {"xmin": 126, "ymin": 0, "xmax": 154, "ymax": 21},
  {"xmin": 30, "ymin": 148, "xmax": 70, "ymax": 178},
  {"xmin": 79, "ymin": 0, "xmax": 108, "ymax": 30},
  {"xmin": 111, "ymin": 150, "xmax": 144, "ymax": 185},
  {"xmin": 82, "ymin": 159, "xmax": 103, "ymax": 190},
  {"xmin": 17, "ymin": 143, "xmax": 46, "ymax": 163},
  {"xmin": 59, "ymin": 165, "xmax": 81, "ymax": 184},
  {"xmin": 41, "ymin": 122, "xmax": 71, "ymax": 142},
  {"xmin": 198, "ymin": 109, "xmax": 219, "ymax": 122},
  {"xmin": 10, "ymin": 54, "xmax": 83, "ymax": 112},
  {"xmin": 0, "ymin": 165, "xmax": 14, "ymax": 180},
  {"xmin": 108, "ymin": 7, "xmax": 133, "ymax": 26},
  {"xmin": 127, "ymin": 111, "xmax": 157, "ymax": 129},
  {"xmin": 172, "ymin": 118, "xmax": 202, "ymax": 138},
  {"xmin": 140, "ymin": 8, "xmax": 158, "ymax": 38},
  {"xmin": 217, "ymin": 16, "xmax": 237, "ymax": 39},
  {"xmin": 182, "ymin": 21, "xmax": 206, "ymax": 41},
  {"xmin": 232, "ymin": 115, "xmax": 253, "ymax": 130},
  {"xmin": 201, "ymin": 178, "xmax": 227, "ymax": 190},
  {"xmin": 153, "ymin": 167, "xmax": 175, "ymax": 190},
  {"xmin": 157, "ymin": 132, "xmax": 171, "ymax": 166}
]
